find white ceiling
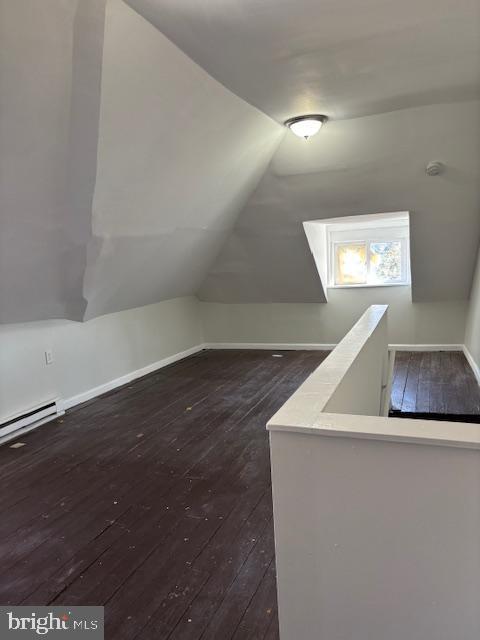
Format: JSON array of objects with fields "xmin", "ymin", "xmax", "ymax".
[
  {"xmin": 126, "ymin": 0, "xmax": 480, "ymax": 122},
  {"xmin": 200, "ymin": 101, "xmax": 480, "ymax": 303},
  {"xmin": 84, "ymin": 0, "xmax": 282, "ymax": 320},
  {"xmin": 1, "ymin": 0, "xmax": 479, "ymax": 323},
  {"xmin": 0, "ymin": 0, "xmax": 282, "ymax": 323}
]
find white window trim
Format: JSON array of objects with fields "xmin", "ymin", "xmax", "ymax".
[{"xmin": 327, "ymin": 225, "xmax": 411, "ymax": 289}]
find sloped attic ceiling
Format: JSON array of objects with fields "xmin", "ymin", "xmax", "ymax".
[
  {"xmin": 83, "ymin": 0, "xmax": 283, "ymax": 320},
  {"xmin": 1, "ymin": 0, "xmax": 480, "ymax": 321},
  {"xmin": 127, "ymin": 0, "xmax": 480, "ymax": 305},
  {"xmin": 200, "ymin": 100, "xmax": 480, "ymax": 303},
  {"xmin": 0, "ymin": 0, "xmax": 106, "ymax": 324},
  {"xmin": 125, "ymin": 0, "xmax": 480, "ymax": 122},
  {"xmin": 0, "ymin": 0, "xmax": 282, "ymax": 324}
]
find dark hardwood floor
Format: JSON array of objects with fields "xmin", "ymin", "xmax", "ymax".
[
  {"xmin": 0, "ymin": 349, "xmax": 328, "ymax": 640},
  {"xmin": 391, "ymin": 350, "xmax": 480, "ymax": 420},
  {"xmin": 3, "ymin": 347, "xmax": 479, "ymax": 638}
]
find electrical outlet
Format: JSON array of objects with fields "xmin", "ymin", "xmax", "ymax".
[{"xmin": 45, "ymin": 350, "xmax": 54, "ymax": 365}]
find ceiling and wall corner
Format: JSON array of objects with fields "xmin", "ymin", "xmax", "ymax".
[
  {"xmin": 199, "ymin": 101, "xmax": 480, "ymax": 303},
  {"xmin": 123, "ymin": 0, "xmax": 480, "ymax": 306},
  {"xmin": 83, "ymin": 0, "xmax": 284, "ymax": 320},
  {"xmin": 0, "ymin": 0, "xmax": 283, "ymax": 325},
  {"xmin": 1, "ymin": 0, "xmax": 479, "ymax": 326}
]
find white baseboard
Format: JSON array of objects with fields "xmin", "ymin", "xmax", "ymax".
[
  {"xmin": 57, "ymin": 341, "xmax": 478, "ymax": 416},
  {"xmin": 205, "ymin": 342, "xmax": 464, "ymax": 353},
  {"xmin": 61, "ymin": 344, "xmax": 206, "ymax": 411},
  {"xmin": 388, "ymin": 344, "xmax": 463, "ymax": 352},
  {"xmin": 203, "ymin": 342, "xmax": 336, "ymax": 351},
  {"xmin": 463, "ymin": 345, "xmax": 480, "ymax": 386}
]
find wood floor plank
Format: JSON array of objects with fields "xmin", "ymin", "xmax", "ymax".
[
  {"xmin": 416, "ymin": 352, "xmax": 431, "ymax": 412},
  {"xmin": 1, "ymin": 349, "xmax": 325, "ymax": 639},
  {"xmin": 1, "ymin": 469, "xmax": 175, "ymax": 604},
  {"xmin": 22, "ymin": 476, "xmax": 197, "ymax": 605},
  {"xmin": 263, "ymin": 614, "xmax": 280, "ymax": 640},
  {"xmin": 103, "ymin": 514, "xmax": 224, "ymax": 638},
  {"xmin": 0, "ymin": 350, "xmax": 245, "ymax": 485},
  {"xmin": 401, "ymin": 352, "xmax": 421, "ymax": 412},
  {"xmin": 131, "ymin": 567, "xmax": 210, "ymax": 639},
  {"xmin": 51, "ymin": 479, "xmax": 205, "ymax": 606},
  {"xmin": 0, "ymin": 354, "xmax": 262, "ymax": 519},
  {"xmin": 3, "ymin": 346, "xmax": 478, "ymax": 640},
  {"xmin": 166, "ymin": 494, "xmax": 274, "ymax": 640},
  {"xmin": 392, "ymin": 350, "xmax": 480, "ymax": 417},
  {"xmin": 194, "ymin": 519, "xmax": 275, "ymax": 640},
  {"xmin": 231, "ymin": 558, "xmax": 278, "ymax": 640},
  {"xmin": 390, "ymin": 351, "xmax": 410, "ymax": 411}
]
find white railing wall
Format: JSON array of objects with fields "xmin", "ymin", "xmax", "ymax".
[{"xmin": 268, "ymin": 305, "xmax": 480, "ymax": 640}]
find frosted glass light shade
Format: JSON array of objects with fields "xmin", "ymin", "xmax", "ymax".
[{"xmin": 285, "ymin": 114, "xmax": 328, "ymax": 139}]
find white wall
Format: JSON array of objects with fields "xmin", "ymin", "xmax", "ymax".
[
  {"xmin": 0, "ymin": 0, "xmax": 106, "ymax": 324},
  {"xmin": 0, "ymin": 0, "xmax": 282, "ymax": 325},
  {"xmin": 465, "ymin": 248, "xmax": 480, "ymax": 378},
  {"xmin": 0, "ymin": 297, "xmax": 202, "ymax": 422},
  {"xmin": 269, "ymin": 430, "xmax": 480, "ymax": 640},
  {"xmin": 268, "ymin": 304, "xmax": 480, "ymax": 640},
  {"xmin": 1, "ymin": 285, "xmax": 469, "ymax": 425},
  {"xmin": 201, "ymin": 288, "xmax": 467, "ymax": 346},
  {"xmin": 268, "ymin": 306, "xmax": 389, "ymax": 424},
  {"xmin": 84, "ymin": 0, "xmax": 282, "ymax": 320},
  {"xmin": 200, "ymin": 101, "xmax": 480, "ymax": 305}
]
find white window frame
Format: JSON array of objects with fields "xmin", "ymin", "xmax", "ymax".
[{"xmin": 328, "ymin": 225, "xmax": 411, "ymax": 289}]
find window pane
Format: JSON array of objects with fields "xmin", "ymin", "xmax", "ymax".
[
  {"xmin": 335, "ymin": 242, "xmax": 367, "ymax": 285},
  {"xmin": 369, "ymin": 241, "xmax": 402, "ymax": 283}
]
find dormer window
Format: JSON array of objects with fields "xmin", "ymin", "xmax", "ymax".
[
  {"xmin": 331, "ymin": 229, "xmax": 409, "ymax": 288},
  {"xmin": 304, "ymin": 212, "xmax": 411, "ymax": 293}
]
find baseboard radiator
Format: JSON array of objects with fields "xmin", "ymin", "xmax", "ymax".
[{"xmin": 0, "ymin": 400, "xmax": 63, "ymax": 446}]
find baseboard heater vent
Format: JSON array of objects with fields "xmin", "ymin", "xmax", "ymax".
[{"xmin": 0, "ymin": 400, "xmax": 63, "ymax": 446}]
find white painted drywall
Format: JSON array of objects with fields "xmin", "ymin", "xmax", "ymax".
[
  {"xmin": 302, "ymin": 220, "xmax": 329, "ymax": 300},
  {"xmin": 0, "ymin": 297, "xmax": 202, "ymax": 423},
  {"xmin": 200, "ymin": 288, "xmax": 467, "ymax": 346},
  {"xmin": 2, "ymin": 2, "xmax": 477, "ymax": 324},
  {"xmin": 267, "ymin": 305, "xmax": 389, "ymax": 423},
  {"xmin": 465, "ymin": 248, "xmax": 480, "ymax": 376},
  {"xmin": 84, "ymin": 0, "xmax": 283, "ymax": 320},
  {"xmin": 199, "ymin": 101, "xmax": 480, "ymax": 304},
  {"xmin": 126, "ymin": 0, "xmax": 480, "ymax": 122},
  {"xmin": 323, "ymin": 309, "xmax": 387, "ymax": 416},
  {"xmin": 268, "ymin": 305, "xmax": 480, "ymax": 639},
  {"xmin": 269, "ymin": 431, "xmax": 480, "ymax": 640},
  {"xmin": 0, "ymin": 0, "xmax": 283, "ymax": 325},
  {"xmin": 0, "ymin": 0, "xmax": 106, "ymax": 323}
]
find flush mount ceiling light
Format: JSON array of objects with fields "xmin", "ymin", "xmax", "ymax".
[{"xmin": 284, "ymin": 114, "xmax": 328, "ymax": 140}]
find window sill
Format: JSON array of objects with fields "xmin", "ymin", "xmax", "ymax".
[{"xmin": 327, "ymin": 283, "xmax": 411, "ymax": 290}]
